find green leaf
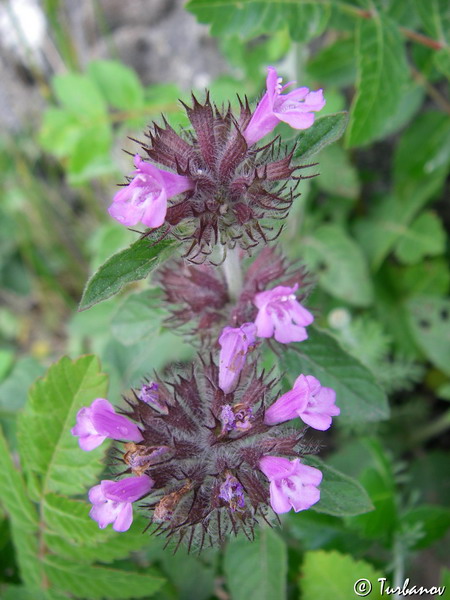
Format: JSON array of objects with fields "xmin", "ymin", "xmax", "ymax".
[
  {"xmin": 394, "ymin": 112, "xmax": 450, "ymax": 205},
  {"xmin": 0, "ymin": 357, "xmax": 45, "ymax": 417},
  {"xmin": 52, "ymin": 73, "xmax": 107, "ymax": 116},
  {"xmin": 39, "ymin": 108, "xmax": 84, "ymax": 157},
  {"xmin": 305, "ymin": 456, "xmax": 374, "ymax": 517},
  {"xmin": 401, "ymin": 505, "xmax": 450, "ymax": 549},
  {"xmin": 67, "ymin": 125, "xmax": 114, "ymax": 184},
  {"xmin": 43, "ymin": 494, "xmax": 109, "ymax": 544},
  {"xmin": 315, "ymin": 145, "xmax": 360, "ymax": 199},
  {"xmin": 396, "ymin": 258, "xmax": 450, "ymax": 298},
  {"xmin": 111, "ymin": 289, "xmax": 167, "ymax": 346},
  {"xmin": 43, "ymin": 555, "xmax": 165, "ymax": 599},
  {"xmin": 278, "ymin": 328, "xmax": 389, "ymax": 423},
  {"xmin": 300, "ymin": 550, "xmax": 384, "ymax": 600},
  {"xmin": 0, "ymin": 427, "xmax": 41, "ymax": 588},
  {"xmin": 294, "ymin": 112, "xmax": 348, "ymax": 162},
  {"xmin": 302, "ymin": 225, "xmax": 373, "ymax": 306},
  {"xmin": 346, "ymin": 16, "xmax": 408, "ymax": 147},
  {"xmin": 413, "ymin": 0, "xmax": 449, "ymax": 42},
  {"xmin": 187, "ymin": 0, "xmax": 328, "ymax": 40},
  {"xmin": 17, "ymin": 355, "xmax": 108, "ymax": 496},
  {"xmin": 307, "ymin": 37, "xmax": 356, "ymax": 87},
  {"xmin": 43, "ymin": 517, "xmax": 151, "ymax": 564},
  {"xmin": 394, "ymin": 211, "xmax": 446, "ymax": 265},
  {"xmin": 88, "ymin": 60, "xmax": 145, "ymax": 110},
  {"xmin": 79, "ymin": 236, "xmax": 180, "ymax": 311},
  {"xmin": 0, "ymin": 427, "xmax": 38, "ymax": 530},
  {"xmin": 224, "ymin": 528, "xmax": 287, "ymax": 600},
  {"xmin": 434, "ymin": 48, "xmax": 450, "ymax": 79},
  {"xmin": 406, "ymin": 296, "xmax": 450, "ymax": 376}
]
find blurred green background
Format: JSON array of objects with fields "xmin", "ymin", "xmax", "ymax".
[{"xmin": 0, "ymin": 0, "xmax": 449, "ymax": 599}]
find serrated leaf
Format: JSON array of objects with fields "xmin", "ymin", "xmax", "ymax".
[
  {"xmin": 88, "ymin": 60, "xmax": 145, "ymax": 111},
  {"xmin": 44, "ymin": 555, "xmax": 165, "ymax": 599},
  {"xmin": 406, "ymin": 297, "xmax": 450, "ymax": 376},
  {"xmin": 300, "ymin": 550, "xmax": 384, "ymax": 600},
  {"xmin": 0, "ymin": 427, "xmax": 38, "ymax": 530},
  {"xmin": 17, "ymin": 356, "xmax": 108, "ymax": 496},
  {"xmin": 111, "ymin": 289, "xmax": 167, "ymax": 345},
  {"xmin": 304, "ymin": 456, "xmax": 374, "ymax": 517},
  {"xmin": 0, "ymin": 427, "xmax": 41, "ymax": 588},
  {"xmin": 294, "ymin": 112, "xmax": 348, "ymax": 162},
  {"xmin": 394, "ymin": 211, "xmax": 446, "ymax": 265},
  {"xmin": 279, "ymin": 328, "xmax": 389, "ymax": 423},
  {"xmin": 43, "ymin": 517, "xmax": 152, "ymax": 564},
  {"xmin": 224, "ymin": 528, "xmax": 287, "ymax": 600},
  {"xmin": 43, "ymin": 494, "xmax": 109, "ymax": 544},
  {"xmin": 79, "ymin": 237, "xmax": 179, "ymax": 311},
  {"xmin": 346, "ymin": 16, "xmax": 407, "ymax": 147},
  {"xmin": 302, "ymin": 225, "xmax": 373, "ymax": 306}
]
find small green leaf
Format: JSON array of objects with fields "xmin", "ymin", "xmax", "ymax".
[
  {"xmin": 315, "ymin": 145, "xmax": 360, "ymax": 199},
  {"xmin": 401, "ymin": 505, "xmax": 450, "ymax": 549},
  {"xmin": 302, "ymin": 225, "xmax": 373, "ymax": 306},
  {"xmin": 224, "ymin": 528, "xmax": 287, "ymax": 600},
  {"xmin": 17, "ymin": 355, "xmax": 108, "ymax": 496},
  {"xmin": 294, "ymin": 112, "xmax": 348, "ymax": 162},
  {"xmin": 111, "ymin": 289, "xmax": 167, "ymax": 346},
  {"xmin": 406, "ymin": 296, "xmax": 450, "ymax": 376},
  {"xmin": 79, "ymin": 236, "xmax": 179, "ymax": 311},
  {"xmin": 346, "ymin": 16, "xmax": 408, "ymax": 147},
  {"xmin": 44, "ymin": 555, "xmax": 165, "ymax": 599},
  {"xmin": 394, "ymin": 211, "xmax": 446, "ymax": 265},
  {"xmin": 52, "ymin": 73, "xmax": 107, "ymax": 116},
  {"xmin": 300, "ymin": 550, "xmax": 384, "ymax": 600},
  {"xmin": 434, "ymin": 48, "xmax": 450, "ymax": 80},
  {"xmin": 278, "ymin": 328, "xmax": 389, "ymax": 423},
  {"xmin": 88, "ymin": 60, "xmax": 145, "ymax": 110},
  {"xmin": 305, "ymin": 456, "xmax": 373, "ymax": 517},
  {"xmin": 39, "ymin": 108, "xmax": 84, "ymax": 157}
]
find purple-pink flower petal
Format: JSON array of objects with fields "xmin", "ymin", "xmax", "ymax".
[
  {"xmin": 264, "ymin": 374, "xmax": 339, "ymax": 430},
  {"xmin": 71, "ymin": 398, "xmax": 143, "ymax": 451},
  {"xmin": 243, "ymin": 66, "xmax": 326, "ymax": 146},
  {"xmin": 259, "ymin": 456, "xmax": 322, "ymax": 514},
  {"xmin": 89, "ymin": 475, "xmax": 154, "ymax": 532},
  {"xmin": 108, "ymin": 155, "xmax": 193, "ymax": 229},
  {"xmin": 253, "ymin": 284, "xmax": 314, "ymax": 344},
  {"xmin": 218, "ymin": 322, "xmax": 257, "ymax": 393}
]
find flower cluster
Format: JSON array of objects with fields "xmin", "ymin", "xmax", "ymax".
[
  {"xmin": 108, "ymin": 67, "xmax": 325, "ymax": 262},
  {"xmin": 70, "ymin": 66, "xmax": 340, "ymax": 552},
  {"xmin": 72, "ymin": 360, "xmax": 325, "ymax": 550}
]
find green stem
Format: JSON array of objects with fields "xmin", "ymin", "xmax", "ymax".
[
  {"xmin": 222, "ymin": 247, "xmax": 243, "ymax": 302},
  {"xmin": 411, "ymin": 408, "xmax": 450, "ymax": 446}
]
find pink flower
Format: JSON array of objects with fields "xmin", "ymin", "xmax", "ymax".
[
  {"xmin": 108, "ymin": 154, "xmax": 194, "ymax": 228},
  {"xmin": 259, "ymin": 456, "xmax": 322, "ymax": 514},
  {"xmin": 244, "ymin": 66, "xmax": 326, "ymax": 146},
  {"xmin": 89, "ymin": 475, "xmax": 154, "ymax": 532},
  {"xmin": 218, "ymin": 322, "xmax": 257, "ymax": 393},
  {"xmin": 264, "ymin": 374, "xmax": 340, "ymax": 430},
  {"xmin": 253, "ymin": 284, "xmax": 313, "ymax": 343},
  {"xmin": 71, "ymin": 398, "xmax": 143, "ymax": 451}
]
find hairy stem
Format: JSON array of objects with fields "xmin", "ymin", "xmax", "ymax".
[{"xmin": 222, "ymin": 247, "xmax": 243, "ymax": 302}]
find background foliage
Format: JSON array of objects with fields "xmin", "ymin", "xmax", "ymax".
[{"xmin": 0, "ymin": 0, "xmax": 449, "ymax": 598}]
